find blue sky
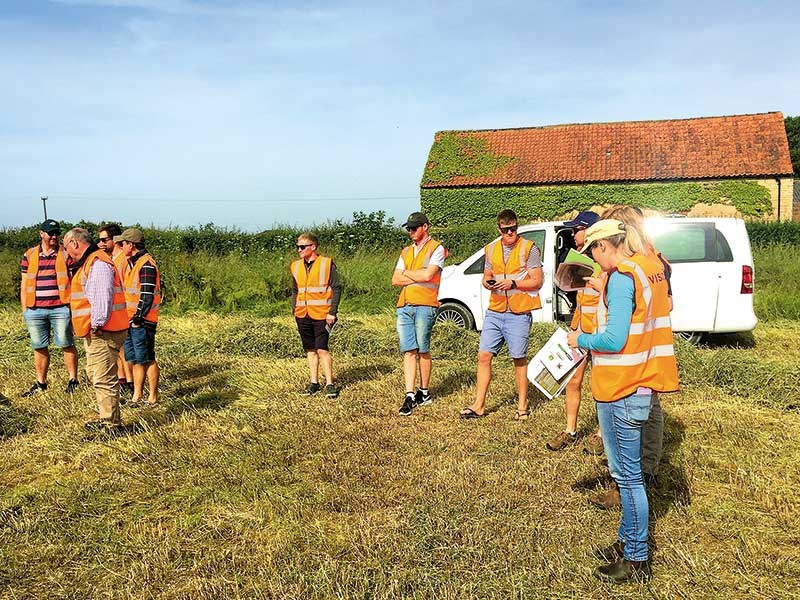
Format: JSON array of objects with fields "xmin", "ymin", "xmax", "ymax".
[{"xmin": 1, "ymin": 0, "xmax": 798, "ymax": 230}]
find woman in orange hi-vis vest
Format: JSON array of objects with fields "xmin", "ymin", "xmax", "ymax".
[
  {"xmin": 546, "ymin": 210, "xmax": 600, "ymax": 452},
  {"xmin": 567, "ymin": 219, "xmax": 679, "ymax": 584},
  {"xmin": 291, "ymin": 232, "xmax": 342, "ymax": 400}
]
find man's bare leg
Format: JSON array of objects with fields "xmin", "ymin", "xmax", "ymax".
[
  {"xmin": 418, "ymin": 352, "xmax": 432, "ymax": 389},
  {"xmin": 306, "ymin": 350, "xmax": 320, "ymax": 383},
  {"xmin": 463, "ymin": 351, "xmax": 493, "ymax": 415},
  {"xmin": 146, "ymin": 361, "xmax": 160, "ymax": 403},
  {"xmin": 403, "ymin": 350, "xmax": 418, "ymax": 393},
  {"xmin": 63, "ymin": 346, "xmax": 78, "ymax": 381},
  {"xmin": 318, "ymin": 349, "xmax": 333, "ymax": 386}
]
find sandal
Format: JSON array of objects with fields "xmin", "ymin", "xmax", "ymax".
[
  {"xmin": 459, "ymin": 407, "xmax": 485, "ymax": 419},
  {"xmin": 514, "ymin": 410, "xmax": 530, "ymax": 421}
]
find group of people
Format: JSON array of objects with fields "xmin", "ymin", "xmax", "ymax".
[
  {"xmin": 18, "ymin": 219, "xmax": 162, "ymax": 433},
  {"xmin": 291, "ymin": 206, "xmax": 678, "ymax": 584},
  {"xmin": 17, "ymin": 208, "xmax": 677, "ymax": 583}
]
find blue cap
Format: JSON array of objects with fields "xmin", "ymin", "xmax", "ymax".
[{"xmin": 564, "ymin": 210, "xmax": 600, "ymax": 228}]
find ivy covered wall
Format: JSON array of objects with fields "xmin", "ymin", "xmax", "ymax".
[{"xmin": 420, "ymin": 179, "xmax": 775, "ymax": 226}]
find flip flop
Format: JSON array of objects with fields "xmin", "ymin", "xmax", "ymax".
[
  {"xmin": 515, "ymin": 410, "xmax": 530, "ymax": 421},
  {"xmin": 459, "ymin": 408, "xmax": 485, "ymax": 419}
]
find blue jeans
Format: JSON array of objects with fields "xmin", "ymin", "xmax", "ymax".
[
  {"xmin": 396, "ymin": 305, "xmax": 436, "ymax": 353},
  {"xmin": 478, "ymin": 310, "xmax": 531, "ymax": 359},
  {"xmin": 596, "ymin": 391, "xmax": 653, "ymax": 562},
  {"xmin": 23, "ymin": 305, "xmax": 75, "ymax": 349}
]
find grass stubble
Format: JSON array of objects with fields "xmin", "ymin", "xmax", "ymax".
[{"xmin": 0, "ymin": 310, "xmax": 798, "ymax": 599}]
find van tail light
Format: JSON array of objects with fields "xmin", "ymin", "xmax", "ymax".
[{"xmin": 741, "ymin": 265, "xmax": 754, "ymax": 294}]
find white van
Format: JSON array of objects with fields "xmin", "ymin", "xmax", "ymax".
[{"xmin": 435, "ymin": 217, "xmax": 757, "ymax": 342}]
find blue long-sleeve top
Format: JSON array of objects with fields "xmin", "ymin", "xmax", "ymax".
[{"xmin": 577, "ymin": 271, "xmax": 634, "ymax": 353}]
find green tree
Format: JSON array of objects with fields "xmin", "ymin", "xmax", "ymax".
[{"xmin": 786, "ymin": 116, "xmax": 800, "ymax": 176}]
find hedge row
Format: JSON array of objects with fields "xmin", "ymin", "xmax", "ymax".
[{"xmin": 2, "ymin": 212, "xmax": 798, "ymax": 262}]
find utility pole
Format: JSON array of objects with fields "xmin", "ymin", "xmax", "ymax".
[{"xmin": 41, "ymin": 196, "xmax": 48, "ymax": 220}]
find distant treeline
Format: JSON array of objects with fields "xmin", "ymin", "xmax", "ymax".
[
  {"xmin": 1, "ymin": 213, "xmax": 797, "ymax": 318},
  {"xmin": 2, "ymin": 211, "xmax": 797, "ymax": 258}
]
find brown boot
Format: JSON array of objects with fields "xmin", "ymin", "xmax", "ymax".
[
  {"xmin": 583, "ymin": 432, "xmax": 605, "ymax": 456},
  {"xmin": 546, "ymin": 430, "xmax": 577, "ymax": 451},
  {"xmin": 589, "ymin": 484, "xmax": 621, "ymax": 510}
]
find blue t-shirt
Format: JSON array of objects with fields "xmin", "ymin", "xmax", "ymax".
[{"xmin": 577, "ymin": 271, "xmax": 634, "ymax": 353}]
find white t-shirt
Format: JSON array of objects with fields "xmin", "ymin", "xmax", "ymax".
[{"xmin": 395, "ymin": 238, "xmax": 446, "ymax": 270}]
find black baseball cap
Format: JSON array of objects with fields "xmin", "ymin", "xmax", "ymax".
[
  {"xmin": 401, "ymin": 212, "xmax": 429, "ymax": 228},
  {"xmin": 39, "ymin": 219, "xmax": 61, "ymax": 234},
  {"xmin": 564, "ymin": 210, "xmax": 600, "ymax": 229}
]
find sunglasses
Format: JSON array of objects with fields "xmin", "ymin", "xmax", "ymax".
[
  {"xmin": 499, "ymin": 225, "xmax": 518, "ymax": 234},
  {"xmin": 405, "ymin": 226, "xmax": 419, "ymax": 232},
  {"xmin": 296, "ymin": 244, "xmax": 313, "ymax": 250},
  {"xmin": 97, "ymin": 237, "xmax": 111, "ymax": 243}
]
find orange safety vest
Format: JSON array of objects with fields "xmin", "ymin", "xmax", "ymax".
[
  {"xmin": 124, "ymin": 253, "xmax": 161, "ymax": 323},
  {"xmin": 570, "ymin": 285, "xmax": 602, "ymax": 334},
  {"xmin": 485, "ymin": 238, "xmax": 542, "ymax": 314},
  {"xmin": 112, "ymin": 248, "xmax": 129, "ymax": 281},
  {"xmin": 70, "ymin": 250, "xmax": 129, "ymax": 337},
  {"xmin": 22, "ymin": 245, "xmax": 71, "ymax": 308},
  {"xmin": 396, "ymin": 239, "xmax": 447, "ymax": 308},
  {"xmin": 590, "ymin": 253, "xmax": 679, "ymax": 402},
  {"xmin": 292, "ymin": 255, "xmax": 333, "ymax": 319}
]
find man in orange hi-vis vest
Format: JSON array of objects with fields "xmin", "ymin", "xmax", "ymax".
[
  {"xmin": 97, "ymin": 222, "xmax": 134, "ymax": 398},
  {"xmin": 460, "ymin": 209, "xmax": 543, "ymax": 421},
  {"xmin": 19, "ymin": 219, "xmax": 80, "ymax": 397},
  {"xmin": 116, "ymin": 228, "xmax": 162, "ymax": 407},
  {"xmin": 63, "ymin": 227, "xmax": 129, "ymax": 434},
  {"xmin": 291, "ymin": 233, "xmax": 342, "ymax": 399},
  {"xmin": 392, "ymin": 212, "xmax": 448, "ymax": 417}
]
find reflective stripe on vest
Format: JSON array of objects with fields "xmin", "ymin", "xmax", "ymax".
[
  {"xmin": 124, "ymin": 254, "xmax": 162, "ymax": 323},
  {"xmin": 486, "ymin": 238, "xmax": 541, "ymax": 313},
  {"xmin": 396, "ymin": 239, "xmax": 446, "ymax": 308},
  {"xmin": 22, "ymin": 245, "xmax": 71, "ymax": 308},
  {"xmin": 590, "ymin": 253, "xmax": 679, "ymax": 401},
  {"xmin": 292, "ymin": 256, "xmax": 333, "ymax": 319},
  {"xmin": 70, "ymin": 251, "xmax": 129, "ymax": 337}
]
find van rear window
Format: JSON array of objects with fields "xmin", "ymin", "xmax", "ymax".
[{"xmin": 650, "ymin": 223, "xmax": 733, "ymax": 263}]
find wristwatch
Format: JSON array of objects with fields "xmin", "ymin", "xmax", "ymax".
[{"xmin": 511, "ymin": 280, "xmax": 517, "ymax": 289}]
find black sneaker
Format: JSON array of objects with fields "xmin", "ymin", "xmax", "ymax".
[
  {"xmin": 65, "ymin": 379, "xmax": 80, "ymax": 394},
  {"xmin": 414, "ymin": 389, "xmax": 432, "ymax": 407},
  {"xmin": 325, "ymin": 384, "xmax": 339, "ymax": 399},
  {"xmin": 398, "ymin": 393, "xmax": 415, "ymax": 416},
  {"xmin": 301, "ymin": 382, "xmax": 322, "ymax": 396},
  {"xmin": 21, "ymin": 382, "xmax": 47, "ymax": 397}
]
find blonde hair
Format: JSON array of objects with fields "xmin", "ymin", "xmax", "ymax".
[{"xmin": 600, "ymin": 205, "xmax": 650, "ymax": 254}]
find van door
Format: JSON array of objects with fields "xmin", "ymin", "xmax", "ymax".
[{"xmin": 647, "ymin": 222, "xmax": 721, "ymax": 332}]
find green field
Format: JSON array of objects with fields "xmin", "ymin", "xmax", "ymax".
[{"xmin": 1, "ymin": 309, "xmax": 799, "ymax": 598}]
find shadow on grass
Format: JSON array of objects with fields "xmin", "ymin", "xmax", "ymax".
[
  {"xmin": 130, "ymin": 359, "xmax": 239, "ymax": 430},
  {"xmin": 702, "ymin": 330, "xmax": 756, "ymax": 348},
  {"xmin": 336, "ymin": 362, "xmax": 394, "ymax": 387},
  {"xmin": 0, "ymin": 402, "xmax": 35, "ymax": 439},
  {"xmin": 436, "ymin": 367, "xmax": 476, "ymax": 397}
]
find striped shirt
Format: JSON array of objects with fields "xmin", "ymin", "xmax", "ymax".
[{"xmin": 20, "ymin": 248, "xmax": 68, "ymax": 308}]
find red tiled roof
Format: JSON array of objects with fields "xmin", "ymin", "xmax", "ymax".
[{"xmin": 422, "ymin": 112, "xmax": 793, "ymax": 188}]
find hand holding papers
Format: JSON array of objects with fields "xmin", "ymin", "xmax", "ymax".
[{"xmin": 527, "ymin": 327, "xmax": 588, "ymax": 400}]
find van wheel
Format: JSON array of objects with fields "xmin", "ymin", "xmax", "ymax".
[
  {"xmin": 436, "ymin": 302, "xmax": 475, "ymax": 330},
  {"xmin": 676, "ymin": 331, "xmax": 704, "ymax": 345}
]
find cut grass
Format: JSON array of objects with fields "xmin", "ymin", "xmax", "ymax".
[{"xmin": 0, "ymin": 311, "xmax": 799, "ymax": 598}]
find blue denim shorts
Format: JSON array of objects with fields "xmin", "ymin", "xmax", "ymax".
[
  {"xmin": 123, "ymin": 325, "xmax": 157, "ymax": 364},
  {"xmin": 23, "ymin": 306, "xmax": 75, "ymax": 349},
  {"xmin": 478, "ymin": 310, "xmax": 532, "ymax": 359},
  {"xmin": 396, "ymin": 305, "xmax": 437, "ymax": 353}
]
